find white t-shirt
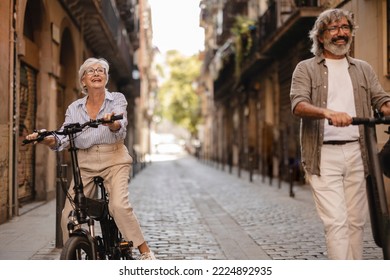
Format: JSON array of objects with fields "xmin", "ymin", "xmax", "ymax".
[{"xmin": 323, "ymin": 58, "xmax": 359, "ymax": 141}]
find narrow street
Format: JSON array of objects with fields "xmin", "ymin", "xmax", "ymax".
[
  {"xmin": 1, "ymin": 152, "xmax": 384, "ymax": 261},
  {"xmin": 129, "ymin": 153, "xmax": 383, "ymax": 260}
]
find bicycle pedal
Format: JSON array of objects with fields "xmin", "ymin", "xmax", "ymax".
[{"xmin": 119, "ymin": 241, "xmax": 132, "ymax": 248}]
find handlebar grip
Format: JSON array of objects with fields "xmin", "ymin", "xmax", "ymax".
[
  {"xmin": 22, "ymin": 135, "xmax": 44, "ymax": 145},
  {"xmin": 328, "ymin": 118, "xmax": 369, "ymax": 125},
  {"xmin": 97, "ymin": 114, "xmax": 123, "ymax": 124},
  {"xmin": 95, "ymin": 114, "xmax": 123, "ymax": 125},
  {"xmin": 111, "ymin": 114, "xmax": 123, "ymax": 121},
  {"xmin": 22, "ymin": 139, "xmax": 35, "ymax": 145},
  {"xmin": 351, "ymin": 117, "xmax": 369, "ymax": 125},
  {"xmin": 22, "ymin": 131, "xmax": 52, "ymax": 145}
]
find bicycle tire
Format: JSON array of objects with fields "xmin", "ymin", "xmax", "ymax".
[{"xmin": 60, "ymin": 236, "xmax": 95, "ymax": 260}]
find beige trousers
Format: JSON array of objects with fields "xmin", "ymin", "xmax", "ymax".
[
  {"xmin": 306, "ymin": 141, "xmax": 368, "ymax": 259},
  {"xmin": 61, "ymin": 143, "xmax": 146, "ymax": 247}
]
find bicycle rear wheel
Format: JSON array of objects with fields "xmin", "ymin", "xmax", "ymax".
[{"xmin": 60, "ymin": 236, "xmax": 94, "ymax": 260}]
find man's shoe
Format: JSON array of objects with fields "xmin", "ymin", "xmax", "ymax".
[{"xmin": 138, "ymin": 251, "xmax": 156, "ymax": 260}]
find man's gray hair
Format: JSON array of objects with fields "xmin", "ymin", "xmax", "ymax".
[
  {"xmin": 78, "ymin": 57, "xmax": 110, "ymax": 95},
  {"xmin": 309, "ymin": 8, "xmax": 357, "ymax": 56}
]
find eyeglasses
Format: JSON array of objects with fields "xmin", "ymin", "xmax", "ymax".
[
  {"xmin": 85, "ymin": 67, "xmax": 106, "ymax": 76},
  {"xmin": 325, "ymin": 24, "xmax": 352, "ymax": 35}
]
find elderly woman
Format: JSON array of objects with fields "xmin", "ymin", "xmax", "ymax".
[{"xmin": 26, "ymin": 57, "xmax": 155, "ymax": 260}]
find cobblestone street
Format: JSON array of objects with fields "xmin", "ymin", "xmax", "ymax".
[
  {"xmin": 130, "ymin": 154, "xmax": 383, "ymax": 260},
  {"xmin": 1, "ymin": 153, "xmax": 383, "ymax": 260}
]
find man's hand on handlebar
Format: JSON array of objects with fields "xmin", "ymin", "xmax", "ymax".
[
  {"xmin": 323, "ymin": 109, "xmax": 352, "ymax": 127},
  {"xmin": 380, "ymin": 101, "xmax": 390, "ymax": 116}
]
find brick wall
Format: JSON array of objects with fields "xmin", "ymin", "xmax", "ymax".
[{"xmin": 0, "ymin": 124, "xmax": 9, "ymax": 224}]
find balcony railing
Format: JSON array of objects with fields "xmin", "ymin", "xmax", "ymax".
[
  {"xmin": 212, "ymin": 0, "xmax": 322, "ymax": 98},
  {"xmin": 60, "ymin": 0, "xmax": 137, "ymax": 86},
  {"xmin": 257, "ymin": 1, "xmax": 320, "ymax": 48}
]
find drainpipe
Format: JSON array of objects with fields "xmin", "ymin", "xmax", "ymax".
[
  {"xmin": 8, "ymin": 0, "xmax": 14, "ymax": 219},
  {"xmin": 9, "ymin": 0, "xmax": 18, "ymax": 217}
]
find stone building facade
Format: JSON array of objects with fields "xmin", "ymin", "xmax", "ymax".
[
  {"xmin": 199, "ymin": 0, "xmax": 390, "ymax": 190},
  {"xmin": 0, "ymin": 0, "xmax": 155, "ymax": 224}
]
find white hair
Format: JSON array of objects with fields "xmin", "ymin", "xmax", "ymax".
[{"xmin": 78, "ymin": 57, "xmax": 110, "ymax": 95}]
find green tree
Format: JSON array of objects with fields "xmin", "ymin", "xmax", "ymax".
[{"xmin": 156, "ymin": 50, "xmax": 201, "ymax": 137}]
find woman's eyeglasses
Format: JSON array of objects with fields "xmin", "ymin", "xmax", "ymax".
[{"xmin": 85, "ymin": 67, "xmax": 106, "ymax": 76}]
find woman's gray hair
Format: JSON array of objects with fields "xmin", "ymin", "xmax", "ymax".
[
  {"xmin": 78, "ymin": 57, "xmax": 110, "ymax": 95},
  {"xmin": 309, "ymin": 9, "xmax": 357, "ymax": 56}
]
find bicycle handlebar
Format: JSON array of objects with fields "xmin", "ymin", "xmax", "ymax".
[
  {"xmin": 22, "ymin": 114, "xmax": 123, "ymax": 145},
  {"xmin": 350, "ymin": 116, "xmax": 390, "ymax": 125},
  {"xmin": 328, "ymin": 116, "xmax": 390, "ymax": 126}
]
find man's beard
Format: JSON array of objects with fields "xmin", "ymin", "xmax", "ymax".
[{"xmin": 323, "ymin": 35, "xmax": 352, "ymax": 56}]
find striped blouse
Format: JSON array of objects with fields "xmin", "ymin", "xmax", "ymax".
[{"xmin": 55, "ymin": 90, "xmax": 128, "ymax": 151}]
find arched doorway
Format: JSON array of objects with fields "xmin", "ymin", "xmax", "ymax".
[{"xmin": 17, "ymin": 0, "xmax": 44, "ymax": 203}]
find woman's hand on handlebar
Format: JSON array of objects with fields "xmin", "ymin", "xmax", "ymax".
[
  {"xmin": 25, "ymin": 129, "xmax": 56, "ymax": 147},
  {"xmin": 102, "ymin": 112, "xmax": 122, "ymax": 132},
  {"xmin": 324, "ymin": 109, "xmax": 352, "ymax": 127}
]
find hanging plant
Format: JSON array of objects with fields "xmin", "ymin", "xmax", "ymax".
[{"xmin": 231, "ymin": 15, "xmax": 256, "ymax": 78}]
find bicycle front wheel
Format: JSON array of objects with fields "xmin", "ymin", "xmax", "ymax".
[{"xmin": 60, "ymin": 236, "xmax": 95, "ymax": 260}]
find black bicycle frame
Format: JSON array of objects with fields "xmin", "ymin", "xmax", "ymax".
[
  {"xmin": 62, "ymin": 122, "xmax": 100, "ymax": 259},
  {"xmin": 361, "ymin": 121, "xmax": 390, "ymax": 259},
  {"xmin": 66, "ymin": 125, "xmax": 88, "ymax": 223},
  {"xmin": 23, "ymin": 115, "xmax": 123, "ymax": 260},
  {"xmin": 328, "ymin": 111, "xmax": 390, "ymax": 259}
]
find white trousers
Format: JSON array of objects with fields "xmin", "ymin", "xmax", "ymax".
[{"xmin": 306, "ymin": 142, "xmax": 368, "ymax": 259}]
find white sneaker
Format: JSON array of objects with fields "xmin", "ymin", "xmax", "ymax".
[{"xmin": 138, "ymin": 251, "xmax": 156, "ymax": 260}]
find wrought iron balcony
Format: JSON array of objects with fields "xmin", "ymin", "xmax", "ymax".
[{"xmin": 213, "ymin": 0, "xmax": 322, "ymax": 98}]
